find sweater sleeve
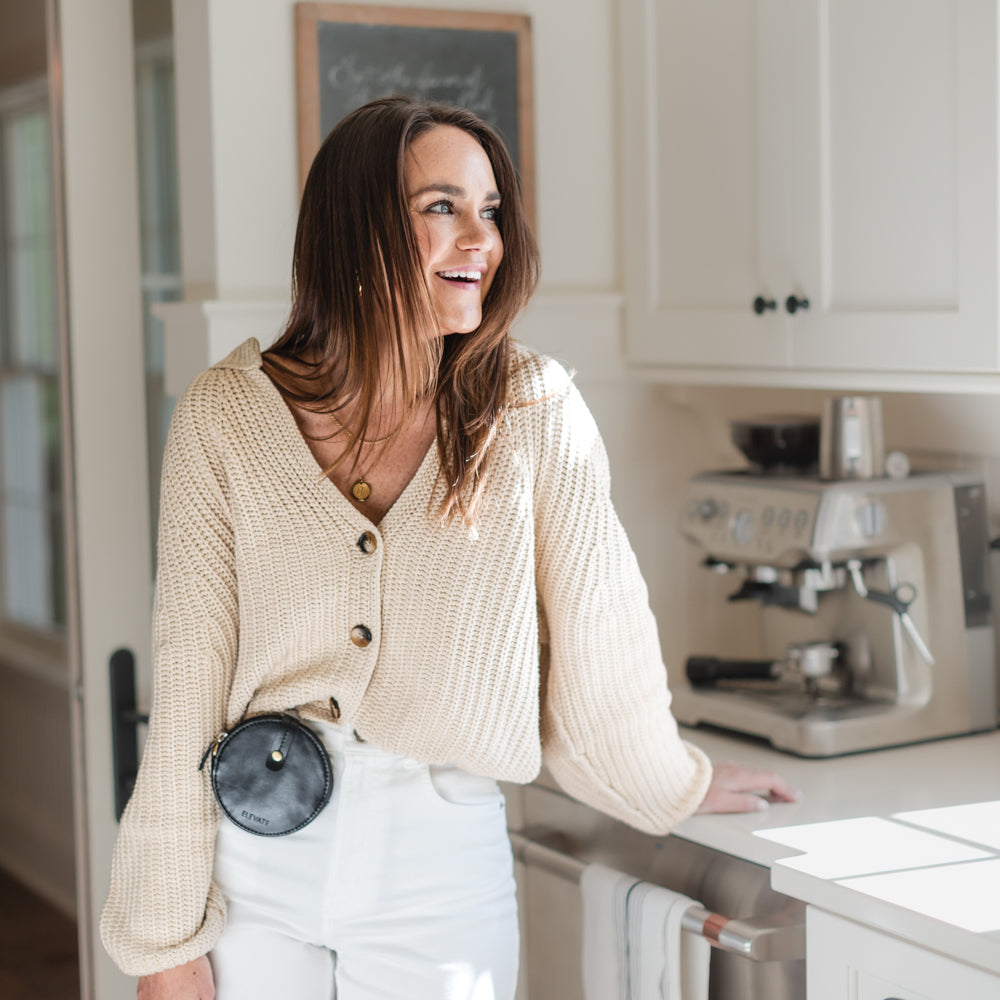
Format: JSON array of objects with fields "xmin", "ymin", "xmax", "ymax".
[
  {"xmin": 530, "ymin": 366, "xmax": 712, "ymax": 834},
  {"xmin": 100, "ymin": 376, "xmax": 237, "ymax": 975}
]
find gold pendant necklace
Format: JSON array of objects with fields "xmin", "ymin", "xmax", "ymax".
[{"xmin": 331, "ymin": 411, "xmax": 408, "ymax": 504}]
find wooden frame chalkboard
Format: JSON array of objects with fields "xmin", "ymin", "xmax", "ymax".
[{"xmin": 295, "ymin": 3, "xmax": 535, "ymax": 226}]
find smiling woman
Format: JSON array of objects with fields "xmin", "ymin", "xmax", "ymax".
[
  {"xmin": 100, "ymin": 95, "xmax": 794, "ymax": 1000},
  {"xmin": 260, "ymin": 99, "xmax": 539, "ymax": 528}
]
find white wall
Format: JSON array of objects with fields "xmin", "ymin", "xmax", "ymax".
[
  {"xmin": 164, "ymin": 0, "xmax": 623, "ymax": 387},
  {"xmin": 173, "ymin": 0, "xmax": 618, "ymax": 297}
]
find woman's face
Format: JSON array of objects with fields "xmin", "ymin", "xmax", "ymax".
[{"xmin": 405, "ymin": 125, "xmax": 504, "ymax": 338}]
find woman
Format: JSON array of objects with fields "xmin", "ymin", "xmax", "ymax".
[{"xmin": 102, "ymin": 97, "xmax": 797, "ymax": 1000}]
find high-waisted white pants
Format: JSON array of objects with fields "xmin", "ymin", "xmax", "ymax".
[{"xmin": 210, "ymin": 720, "xmax": 519, "ymax": 1000}]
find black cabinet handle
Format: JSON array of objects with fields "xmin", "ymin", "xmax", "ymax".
[
  {"xmin": 753, "ymin": 296, "xmax": 777, "ymax": 315},
  {"xmin": 785, "ymin": 294, "xmax": 810, "ymax": 314}
]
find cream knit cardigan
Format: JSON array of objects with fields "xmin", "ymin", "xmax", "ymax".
[{"xmin": 100, "ymin": 337, "xmax": 712, "ymax": 975}]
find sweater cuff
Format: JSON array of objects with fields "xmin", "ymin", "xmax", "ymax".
[
  {"xmin": 100, "ymin": 882, "xmax": 227, "ymax": 977},
  {"xmin": 544, "ymin": 722, "xmax": 714, "ymax": 835}
]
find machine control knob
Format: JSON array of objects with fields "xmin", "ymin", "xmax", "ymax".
[
  {"xmin": 731, "ymin": 511, "xmax": 756, "ymax": 545},
  {"xmin": 697, "ymin": 498, "xmax": 718, "ymax": 521}
]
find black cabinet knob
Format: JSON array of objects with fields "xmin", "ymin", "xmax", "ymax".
[
  {"xmin": 785, "ymin": 294, "xmax": 810, "ymax": 314},
  {"xmin": 753, "ymin": 296, "xmax": 777, "ymax": 315}
]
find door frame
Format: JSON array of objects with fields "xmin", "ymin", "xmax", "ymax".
[{"xmin": 50, "ymin": 1, "xmax": 153, "ymax": 997}]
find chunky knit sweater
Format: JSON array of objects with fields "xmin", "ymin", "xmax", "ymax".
[{"xmin": 100, "ymin": 337, "xmax": 712, "ymax": 975}]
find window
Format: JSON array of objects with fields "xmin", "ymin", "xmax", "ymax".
[
  {"xmin": 0, "ymin": 40, "xmax": 180, "ymax": 651},
  {"xmin": 0, "ymin": 80, "xmax": 64, "ymax": 638}
]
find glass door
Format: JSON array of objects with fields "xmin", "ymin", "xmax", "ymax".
[
  {"xmin": 4, "ymin": 1, "xmax": 187, "ymax": 995},
  {"xmin": 53, "ymin": 1, "xmax": 160, "ymax": 997},
  {"xmin": 0, "ymin": 0, "xmax": 79, "ymax": 997}
]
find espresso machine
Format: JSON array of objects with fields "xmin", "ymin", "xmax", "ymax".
[{"xmin": 671, "ymin": 409, "xmax": 998, "ymax": 757}]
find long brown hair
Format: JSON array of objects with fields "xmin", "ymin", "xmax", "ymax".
[{"xmin": 262, "ymin": 96, "xmax": 540, "ymax": 524}]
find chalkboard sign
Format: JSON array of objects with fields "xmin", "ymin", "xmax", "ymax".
[{"xmin": 295, "ymin": 4, "xmax": 535, "ymax": 225}]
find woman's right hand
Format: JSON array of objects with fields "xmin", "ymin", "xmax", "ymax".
[{"xmin": 137, "ymin": 955, "xmax": 214, "ymax": 1000}]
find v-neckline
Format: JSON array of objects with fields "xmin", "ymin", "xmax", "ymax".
[{"xmin": 255, "ymin": 366, "xmax": 439, "ymax": 529}]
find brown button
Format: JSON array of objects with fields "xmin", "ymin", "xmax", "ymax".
[
  {"xmin": 350, "ymin": 624, "xmax": 372, "ymax": 648},
  {"xmin": 357, "ymin": 531, "xmax": 378, "ymax": 554}
]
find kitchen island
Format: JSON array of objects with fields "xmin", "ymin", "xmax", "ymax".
[
  {"xmin": 674, "ymin": 726, "xmax": 1000, "ymax": 995},
  {"xmin": 517, "ymin": 726, "xmax": 1000, "ymax": 999}
]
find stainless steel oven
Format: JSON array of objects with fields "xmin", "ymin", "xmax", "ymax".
[{"xmin": 509, "ymin": 781, "xmax": 805, "ymax": 1000}]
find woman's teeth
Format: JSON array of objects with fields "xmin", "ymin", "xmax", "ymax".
[{"xmin": 438, "ymin": 270, "xmax": 482, "ymax": 281}]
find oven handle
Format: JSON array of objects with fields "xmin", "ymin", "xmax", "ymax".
[{"xmin": 509, "ymin": 830, "xmax": 805, "ymax": 963}]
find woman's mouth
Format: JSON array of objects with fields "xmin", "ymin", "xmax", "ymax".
[{"xmin": 437, "ymin": 269, "xmax": 483, "ymax": 285}]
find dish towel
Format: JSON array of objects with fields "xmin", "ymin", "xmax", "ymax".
[
  {"xmin": 581, "ymin": 863, "xmax": 711, "ymax": 1000},
  {"xmin": 581, "ymin": 863, "xmax": 636, "ymax": 1000}
]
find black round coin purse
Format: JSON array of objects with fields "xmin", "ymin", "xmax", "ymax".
[{"xmin": 199, "ymin": 713, "xmax": 333, "ymax": 836}]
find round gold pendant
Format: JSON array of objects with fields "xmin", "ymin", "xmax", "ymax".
[{"xmin": 351, "ymin": 479, "xmax": 371, "ymax": 502}]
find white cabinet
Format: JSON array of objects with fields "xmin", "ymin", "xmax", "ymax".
[
  {"xmin": 806, "ymin": 908, "xmax": 999, "ymax": 1000},
  {"xmin": 619, "ymin": 0, "xmax": 1000, "ymax": 380}
]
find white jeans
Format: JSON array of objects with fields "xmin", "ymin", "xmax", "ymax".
[{"xmin": 210, "ymin": 719, "xmax": 519, "ymax": 1000}]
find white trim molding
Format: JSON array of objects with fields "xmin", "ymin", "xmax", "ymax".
[
  {"xmin": 158, "ymin": 291, "xmax": 628, "ymax": 397},
  {"xmin": 155, "ymin": 298, "xmax": 290, "ymax": 396}
]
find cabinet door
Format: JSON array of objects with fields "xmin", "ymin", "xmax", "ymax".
[
  {"xmin": 621, "ymin": 0, "xmax": 1000, "ymax": 377},
  {"xmin": 619, "ymin": 0, "xmax": 790, "ymax": 369},
  {"xmin": 806, "ymin": 908, "xmax": 999, "ymax": 1000},
  {"xmin": 789, "ymin": 0, "xmax": 999, "ymax": 372}
]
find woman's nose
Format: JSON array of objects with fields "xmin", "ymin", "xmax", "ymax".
[{"xmin": 457, "ymin": 215, "xmax": 497, "ymax": 252}]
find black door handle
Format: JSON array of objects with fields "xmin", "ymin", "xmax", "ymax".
[
  {"xmin": 110, "ymin": 648, "xmax": 149, "ymax": 820},
  {"xmin": 753, "ymin": 295, "xmax": 777, "ymax": 315},
  {"xmin": 785, "ymin": 294, "xmax": 810, "ymax": 314}
]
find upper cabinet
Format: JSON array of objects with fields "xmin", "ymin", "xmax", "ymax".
[{"xmin": 619, "ymin": 0, "xmax": 1000, "ymax": 385}]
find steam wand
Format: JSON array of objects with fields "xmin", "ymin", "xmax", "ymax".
[{"xmin": 845, "ymin": 559, "xmax": 935, "ymax": 666}]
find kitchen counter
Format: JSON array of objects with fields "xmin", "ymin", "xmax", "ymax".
[{"xmin": 673, "ymin": 726, "xmax": 1000, "ymax": 976}]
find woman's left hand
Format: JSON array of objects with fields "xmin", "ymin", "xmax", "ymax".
[{"xmin": 696, "ymin": 760, "xmax": 801, "ymax": 813}]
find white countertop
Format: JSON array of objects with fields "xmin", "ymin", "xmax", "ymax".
[{"xmin": 674, "ymin": 726, "xmax": 1000, "ymax": 975}]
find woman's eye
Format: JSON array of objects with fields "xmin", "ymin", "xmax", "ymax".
[
  {"xmin": 482, "ymin": 205, "xmax": 501, "ymax": 222},
  {"xmin": 426, "ymin": 200, "xmax": 454, "ymax": 215}
]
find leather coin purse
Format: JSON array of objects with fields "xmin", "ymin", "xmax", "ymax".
[{"xmin": 199, "ymin": 713, "xmax": 333, "ymax": 836}]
